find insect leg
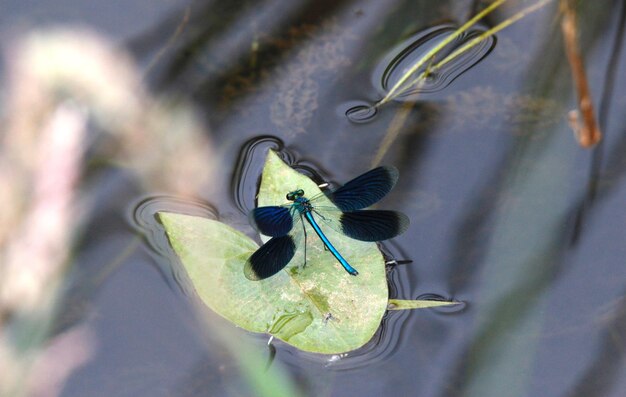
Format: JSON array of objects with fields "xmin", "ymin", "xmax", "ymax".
[{"xmin": 313, "ymin": 208, "xmax": 327, "ymax": 220}]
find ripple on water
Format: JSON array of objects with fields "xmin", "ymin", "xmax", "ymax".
[
  {"xmin": 232, "ymin": 136, "xmax": 330, "ymax": 213},
  {"xmin": 342, "ymin": 101, "xmax": 378, "ymax": 124},
  {"xmin": 373, "ymin": 23, "xmax": 497, "ymax": 101},
  {"xmin": 416, "ymin": 293, "xmax": 468, "ymax": 314},
  {"xmin": 130, "ymin": 194, "xmax": 218, "ymax": 233},
  {"xmin": 129, "ymin": 195, "xmax": 219, "ymax": 293},
  {"xmin": 231, "ymin": 136, "xmax": 288, "ymax": 214}
]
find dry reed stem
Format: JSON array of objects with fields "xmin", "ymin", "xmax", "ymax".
[{"xmin": 560, "ymin": 0, "xmax": 602, "ymax": 148}]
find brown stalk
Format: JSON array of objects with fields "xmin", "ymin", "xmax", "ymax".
[{"xmin": 560, "ymin": 0, "xmax": 602, "ymax": 148}]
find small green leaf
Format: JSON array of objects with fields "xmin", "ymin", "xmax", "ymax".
[
  {"xmin": 387, "ymin": 299, "xmax": 459, "ymax": 311},
  {"xmin": 160, "ymin": 150, "xmax": 445, "ymax": 353}
]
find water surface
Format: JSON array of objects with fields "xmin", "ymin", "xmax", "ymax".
[{"xmin": 4, "ymin": 1, "xmax": 625, "ymax": 396}]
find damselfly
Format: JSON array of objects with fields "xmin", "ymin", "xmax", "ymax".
[{"xmin": 244, "ymin": 166, "xmax": 409, "ymax": 280}]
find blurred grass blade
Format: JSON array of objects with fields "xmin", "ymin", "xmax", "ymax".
[{"xmin": 206, "ymin": 321, "xmax": 303, "ymax": 397}]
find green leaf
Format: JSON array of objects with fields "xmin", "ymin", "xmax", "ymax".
[
  {"xmin": 160, "ymin": 150, "xmax": 443, "ymax": 354},
  {"xmin": 387, "ymin": 299, "xmax": 458, "ymax": 310}
]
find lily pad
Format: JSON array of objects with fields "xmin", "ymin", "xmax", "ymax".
[{"xmin": 160, "ymin": 150, "xmax": 455, "ymax": 354}]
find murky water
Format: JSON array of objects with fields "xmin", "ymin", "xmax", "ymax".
[{"xmin": 3, "ymin": 1, "xmax": 626, "ymax": 396}]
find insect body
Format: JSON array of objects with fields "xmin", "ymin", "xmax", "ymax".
[
  {"xmin": 287, "ymin": 189, "xmax": 358, "ymax": 276},
  {"xmin": 244, "ymin": 166, "xmax": 409, "ymax": 280}
]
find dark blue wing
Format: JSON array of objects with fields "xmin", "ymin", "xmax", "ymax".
[
  {"xmin": 244, "ymin": 235, "xmax": 296, "ymax": 280},
  {"xmin": 249, "ymin": 206, "xmax": 293, "ymax": 237},
  {"xmin": 339, "ymin": 210, "xmax": 409, "ymax": 241},
  {"xmin": 327, "ymin": 166, "xmax": 399, "ymax": 211}
]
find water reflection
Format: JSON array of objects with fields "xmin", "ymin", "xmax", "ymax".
[
  {"xmin": 373, "ymin": 24, "xmax": 496, "ymax": 102},
  {"xmin": 564, "ymin": 294, "xmax": 626, "ymax": 397}
]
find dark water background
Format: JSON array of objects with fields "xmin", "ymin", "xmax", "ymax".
[{"xmin": 4, "ymin": 0, "xmax": 626, "ymax": 396}]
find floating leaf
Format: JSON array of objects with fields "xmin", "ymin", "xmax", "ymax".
[
  {"xmin": 388, "ymin": 299, "xmax": 458, "ymax": 311},
  {"xmin": 160, "ymin": 150, "xmax": 451, "ymax": 353}
]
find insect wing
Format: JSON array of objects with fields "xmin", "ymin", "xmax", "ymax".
[
  {"xmin": 326, "ymin": 166, "xmax": 399, "ymax": 211},
  {"xmin": 249, "ymin": 206, "xmax": 294, "ymax": 237},
  {"xmin": 314, "ymin": 208, "xmax": 409, "ymax": 242},
  {"xmin": 244, "ymin": 235, "xmax": 296, "ymax": 280},
  {"xmin": 339, "ymin": 210, "xmax": 409, "ymax": 241}
]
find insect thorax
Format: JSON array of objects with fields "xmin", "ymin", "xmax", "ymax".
[{"xmin": 291, "ymin": 196, "xmax": 312, "ymax": 214}]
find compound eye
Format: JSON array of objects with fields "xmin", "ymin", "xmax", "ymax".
[
  {"xmin": 297, "ymin": 189, "xmax": 304, "ymax": 196},
  {"xmin": 286, "ymin": 193, "xmax": 293, "ymax": 200}
]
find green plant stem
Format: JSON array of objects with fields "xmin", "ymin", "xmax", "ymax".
[
  {"xmin": 435, "ymin": 0, "xmax": 554, "ymax": 72},
  {"xmin": 377, "ymin": 0, "xmax": 510, "ymax": 106},
  {"xmin": 373, "ymin": 0, "xmax": 555, "ymax": 166}
]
